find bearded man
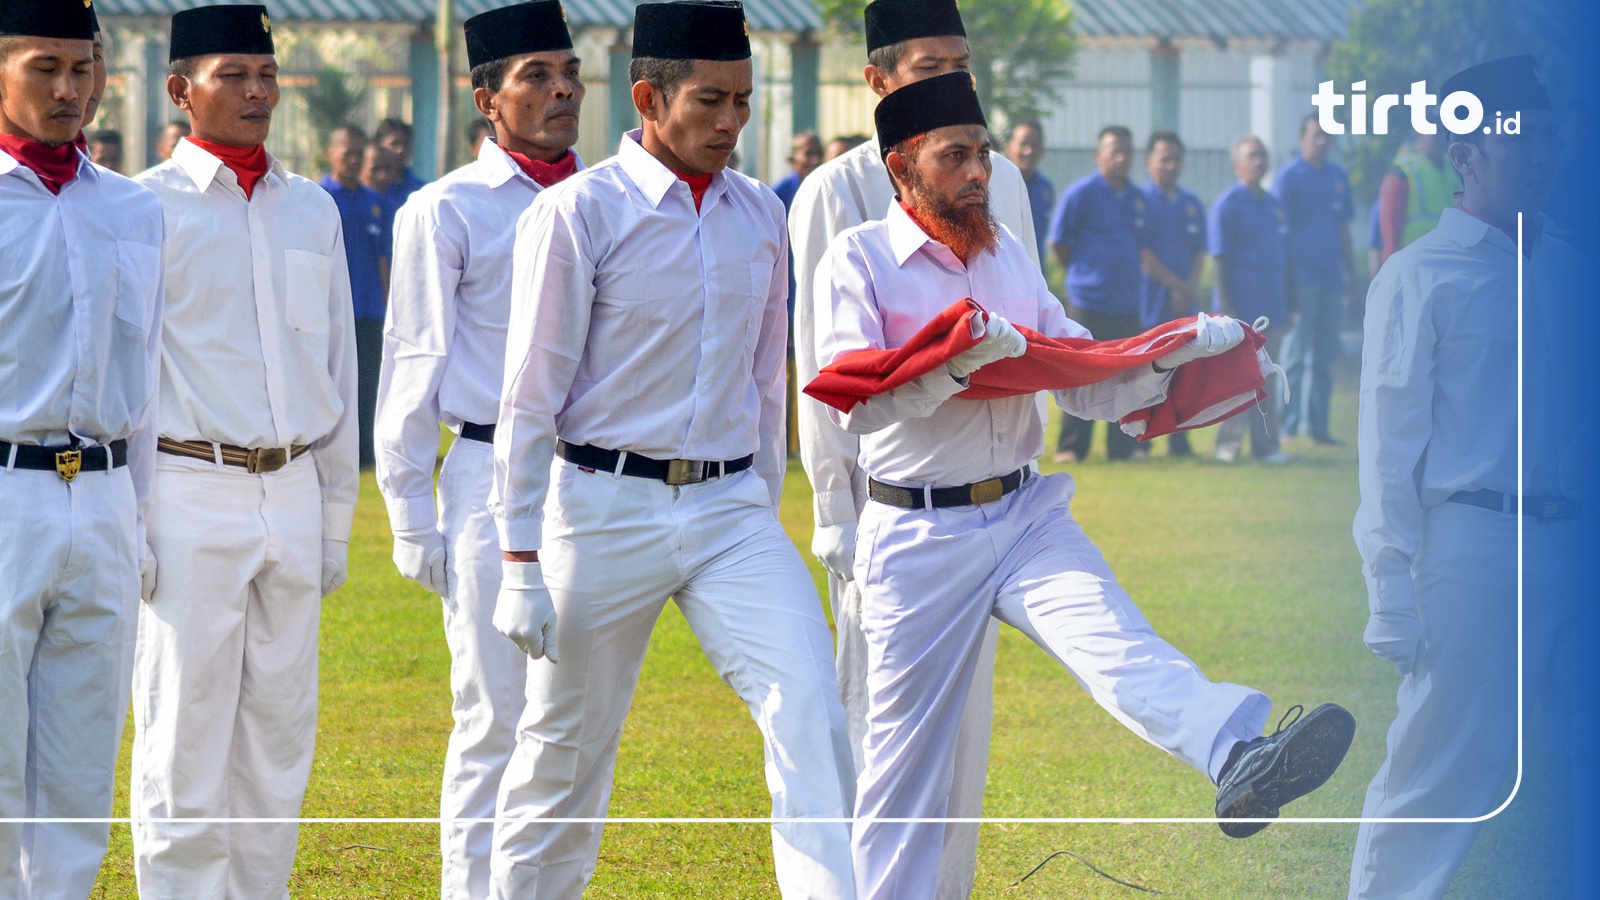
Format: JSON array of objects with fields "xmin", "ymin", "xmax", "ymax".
[{"xmin": 815, "ymin": 73, "xmax": 1358, "ymax": 900}]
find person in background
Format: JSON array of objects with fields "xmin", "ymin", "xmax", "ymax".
[
  {"xmin": 825, "ymin": 133, "xmax": 868, "ymax": 161},
  {"xmin": 1274, "ymin": 114, "xmax": 1355, "ymax": 447},
  {"xmin": 1049, "ymin": 124, "xmax": 1147, "ymax": 463},
  {"xmin": 375, "ymin": 117, "xmax": 425, "ymax": 202},
  {"xmin": 1209, "ymin": 135, "xmax": 1293, "ymax": 465},
  {"xmin": 1134, "ymin": 129, "xmax": 1206, "ymax": 458},
  {"xmin": 772, "ymin": 129, "xmax": 821, "ymax": 210},
  {"xmin": 1007, "ymin": 117, "xmax": 1054, "ymax": 264},
  {"xmin": 88, "ymin": 127, "xmax": 123, "ymax": 173},
  {"xmin": 361, "ymin": 141, "xmax": 403, "ymax": 237},
  {"xmin": 1377, "ymin": 123, "xmax": 1454, "ymax": 266},
  {"xmin": 319, "ymin": 123, "xmax": 390, "ymax": 469},
  {"xmin": 155, "ymin": 119, "xmax": 190, "ymax": 162},
  {"xmin": 467, "ymin": 117, "xmax": 494, "ymax": 159},
  {"xmin": 1367, "ymin": 201, "xmax": 1382, "ymax": 278}
]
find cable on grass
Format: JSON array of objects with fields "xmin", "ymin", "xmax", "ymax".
[
  {"xmin": 337, "ymin": 843, "xmax": 394, "ymax": 853},
  {"xmin": 1008, "ymin": 849, "xmax": 1160, "ymax": 893}
]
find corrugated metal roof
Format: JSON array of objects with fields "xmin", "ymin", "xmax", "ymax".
[
  {"xmin": 1070, "ymin": 0, "xmax": 1354, "ymax": 43},
  {"xmin": 96, "ymin": 0, "xmax": 822, "ymax": 34}
]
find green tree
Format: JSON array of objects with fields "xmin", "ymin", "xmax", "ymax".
[
  {"xmin": 1326, "ymin": 0, "xmax": 1534, "ymax": 199},
  {"xmin": 816, "ymin": 0, "xmax": 1078, "ymax": 125},
  {"xmin": 302, "ymin": 63, "xmax": 367, "ymax": 146}
]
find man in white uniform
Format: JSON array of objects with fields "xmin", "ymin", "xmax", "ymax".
[
  {"xmin": 818, "ymin": 74, "xmax": 1357, "ymax": 900},
  {"xmin": 375, "ymin": 3, "xmax": 585, "ymax": 896},
  {"xmin": 1349, "ymin": 56, "xmax": 1593, "ymax": 900},
  {"xmin": 787, "ymin": 2, "xmax": 1038, "ymax": 891},
  {"xmin": 129, "ymin": 7, "xmax": 359, "ymax": 898},
  {"xmin": 0, "ymin": 3, "xmax": 163, "ymax": 894},
  {"xmin": 489, "ymin": 3, "xmax": 855, "ymax": 896}
]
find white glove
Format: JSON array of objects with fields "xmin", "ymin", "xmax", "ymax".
[
  {"xmin": 811, "ymin": 522, "xmax": 858, "ymax": 582},
  {"xmin": 1364, "ymin": 608, "xmax": 1424, "ymax": 675},
  {"xmin": 139, "ymin": 545, "xmax": 158, "ymax": 603},
  {"xmin": 1155, "ymin": 312, "xmax": 1245, "ymax": 370},
  {"xmin": 947, "ymin": 315, "xmax": 1028, "ymax": 378},
  {"xmin": 321, "ymin": 539, "xmax": 348, "ymax": 598},
  {"xmin": 393, "ymin": 526, "xmax": 449, "ymax": 595},
  {"xmin": 495, "ymin": 560, "xmax": 559, "ymax": 662}
]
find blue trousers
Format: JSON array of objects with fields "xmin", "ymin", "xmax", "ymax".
[{"xmin": 1280, "ymin": 283, "xmax": 1343, "ymax": 440}]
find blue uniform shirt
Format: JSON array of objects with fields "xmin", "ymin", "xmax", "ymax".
[
  {"xmin": 1208, "ymin": 182, "xmax": 1288, "ymax": 325},
  {"xmin": 772, "ymin": 169, "xmax": 803, "ymax": 211},
  {"xmin": 1022, "ymin": 170, "xmax": 1056, "ymax": 264},
  {"xmin": 320, "ymin": 175, "xmax": 390, "ymax": 322},
  {"xmin": 1048, "ymin": 172, "xmax": 1144, "ymax": 315},
  {"xmin": 386, "ymin": 167, "xmax": 426, "ymax": 209},
  {"xmin": 1134, "ymin": 181, "xmax": 1207, "ymax": 328},
  {"xmin": 1272, "ymin": 155, "xmax": 1352, "ymax": 292}
]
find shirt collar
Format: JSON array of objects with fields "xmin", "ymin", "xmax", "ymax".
[
  {"xmin": 1437, "ymin": 205, "xmax": 1545, "ymax": 257},
  {"xmin": 617, "ymin": 129, "xmax": 727, "ymax": 211},
  {"xmin": 476, "ymin": 138, "xmax": 522, "ymax": 189},
  {"xmin": 0, "ymin": 144, "xmax": 96, "ymax": 187},
  {"xmin": 883, "ymin": 198, "xmax": 974, "ymax": 271},
  {"xmin": 172, "ymin": 136, "xmax": 284, "ymax": 195}
]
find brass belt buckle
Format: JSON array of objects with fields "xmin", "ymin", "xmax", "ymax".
[
  {"xmin": 665, "ymin": 459, "xmax": 705, "ymax": 485},
  {"xmin": 247, "ymin": 447, "xmax": 289, "ymax": 474},
  {"xmin": 55, "ymin": 449, "xmax": 82, "ymax": 482},
  {"xmin": 970, "ymin": 477, "xmax": 1004, "ymax": 505},
  {"xmin": 1539, "ymin": 498, "xmax": 1571, "ymax": 520}
]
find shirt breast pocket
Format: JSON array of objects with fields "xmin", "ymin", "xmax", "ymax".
[
  {"xmin": 284, "ymin": 249, "xmax": 333, "ymax": 335},
  {"xmin": 114, "ymin": 240, "xmax": 160, "ymax": 333}
]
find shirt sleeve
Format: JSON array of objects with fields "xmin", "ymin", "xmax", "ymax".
[
  {"xmin": 1352, "ymin": 262, "xmax": 1435, "ymax": 615},
  {"xmin": 752, "ymin": 196, "xmax": 790, "ymax": 509},
  {"xmin": 993, "ymin": 157, "xmax": 1042, "ymax": 270},
  {"xmin": 315, "ymin": 222, "xmax": 362, "ymax": 544},
  {"xmin": 375, "ymin": 194, "xmax": 463, "ymax": 534},
  {"xmin": 490, "ymin": 192, "xmax": 596, "ymax": 552},
  {"xmin": 790, "ymin": 175, "xmax": 866, "ymax": 527},
  {"xmin": 129, "ymin": 223, "xmax": 166, "ymax": 559}
]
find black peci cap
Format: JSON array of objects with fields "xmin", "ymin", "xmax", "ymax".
[
  {"xmin": 464, "ymin": 1, "xmax": 574, "ymax": 70},
  {"xmin": 169, "ymin": 4, "xmax": 276, "ymax": 64},
  {"xmin": 875, "ymin": 70, "xmax": 986, "ymax": 159},
  {"xmin": 1440, "ymin": 55, "xmax": 1552, "ymax": 118},
  {"xmin": 864, "ymin": 0, "xmax": 964, "ymax": 53},
  {"xmin": 632, "ymin": 1, "xmax": 751, "ymax": 62},
  {"xmin": 0, "ymin": 0, "xmax": 97, "ymax": 41}
]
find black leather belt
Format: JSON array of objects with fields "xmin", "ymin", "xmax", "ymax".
[
  {"xmin": 869, "ymin": 467, "xmax": 1031, "ymax": 510},
  {"xmin": 1, "ymin": 438, "xmax": 127, "ymax": 482},
  {"xmin": 1448, "ymin": 489, "xmax": 1581, "ymax": 521},
  {"xmin": 459, "ymin": 422, "xmax": 495, "ymax": 443},
  {"xmin": 556, "ymin": 440, "xmax": 753, "ymax": 486}
]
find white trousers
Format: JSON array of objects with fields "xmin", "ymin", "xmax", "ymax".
[
  {"xmin": 1349, "ymin": 503, "xmax": 1592, "ymax": 899},
  {"xmin": 851, "ymin": 472, "xmax": 1270, "ymax": 900},
  {"xmin": 436, "ymin": 437, "xmax": 530, "ymax": 900},
  {"xmin": 131, "ymin": 454, "xmax": 324, "ymax": 900},
  {"xmin": 491, "ymin": 462, "xmax": 856, "ymax": 899},
  {"xmin": 0, "ymin": 464, "xmax": 137, "ymax": 900},
  {"xmin": 830, "ymin": 574, "xmax": 995, "ymax": 900}
]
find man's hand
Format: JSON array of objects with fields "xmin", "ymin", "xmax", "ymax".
[
  {"xmin": 948, "ymin": 315, "xmax": 1027, "ymax": 378},
  {"xmin": 393, "ymin": 526, "xmax": 449, "ymax": 595},
  {"xmin": 1364, "ymin": 608, "xmax": 1424, "ymax": 675},
  {"xmin": 321, "ymin": 539, "xmax": 348, "ymax": 597},
  {"xmin": 495, "ymin": 560, "xmax": 559, "ymax": 662},
  {"xmin": 812, "ymin": 522, "xmax": 858, "ymax": 582},
  {"xmin": 140, "ymin": 545, "xmax": 158, "ymax": 603},
  {"xmin": 1155, "ymin": 312, "xmax": 1245, "ymax": 370}
]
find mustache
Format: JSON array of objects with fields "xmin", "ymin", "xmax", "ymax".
[{"xmin": 546, "ymin": 102, "xmax": 580, "ymax": 119}]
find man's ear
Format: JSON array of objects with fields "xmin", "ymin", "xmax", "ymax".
[
  {"xmin": 864, "ymin": 63, "xmax": 892, "ymax": 99},
  {"xmin": 885, "ymin": 149, "xmax": 911, "ymax": 197},
  {"xmin": 166, "ymin": 73, "xmax": 191, "ymax": 112},
  {"xmin": 472, "ymin": 86, "xmax": 497, "ymax": 122},
  {"xmin": 631, "ymin": 80, "xmax": 661, "ymax": 122},
  {"xmin": 1446, "ymin": 141, "xmax": 1474, "ymax": 182}
]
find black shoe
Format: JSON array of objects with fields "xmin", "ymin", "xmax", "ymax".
[
  {"xmin": 1310, "ymin": 435, "xmax": 1345, "ymax": 447},
  {"xmin": 1215, "ymin": 703, "xmax": 1356, "ymax": 838}
]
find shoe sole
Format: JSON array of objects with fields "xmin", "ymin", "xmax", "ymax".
[{"xmin": 1218, "ymin": 704, "xmax": 1356, "ymax": 838}]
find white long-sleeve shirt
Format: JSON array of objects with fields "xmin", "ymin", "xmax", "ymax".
[
  {"xmin": 375, "ymin": 140, "xmax": 582, "ymax": 534},
  {"xmin": 818, "ymin": 201, "xmax": 1169, "ymax": 487},
  {"xmin": 491, "ymin": 131, "xmax": 790, "ymax": 551},
  {"xmin": 136, "ymin": 138, "xmax": 359, "ymax": 543},
  {"xmin": 0, "ymin": 148, "xmax": 164, "ymax": 546},
  {"xmin": 1353, "ymin": 207, "xmax": 1585, "ymax": 615},
  {"xmin": 790, "ymin": 134, "xmax": 1039, "ymax": 527}
]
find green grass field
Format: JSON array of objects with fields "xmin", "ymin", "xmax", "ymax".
[{"xmin": 90, "ymin": 368, "xmax": 1574, "ymax": 898}]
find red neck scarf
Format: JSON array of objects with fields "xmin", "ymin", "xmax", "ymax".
[
  {"xmin": 506, "ymin": 148, "xmax": 578, "ymax": 188},
  {"xmin": 0, "ymin": 133, "xmax": 81, "ymax": 195},
  {"xmin": 186, "ymin": 137, "xmax": 270, "ymax": 199},
  {"xmin": 676, "ymin": 170, "xmax": 714, "ymax": 211}
]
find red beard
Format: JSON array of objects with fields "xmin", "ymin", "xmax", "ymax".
[{"xmin": 900, "ymin": 165, "xmax": 999, "ymax": 263}]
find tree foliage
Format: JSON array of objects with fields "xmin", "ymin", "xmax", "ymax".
[
  {"xmin": 1326, "ymin": 0, "xmax": 1534, "ymax": 199},
  {"xmin": 302, "ymin": 64, "xmax": 368, "ymax": 144},
  {"xmin": 816, "ymin": 0, "xmax": 1079, "ymax": 125}
]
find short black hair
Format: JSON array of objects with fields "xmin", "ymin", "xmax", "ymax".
[
  {"xmin": 628, "ymin": 56, "xmax": 695, "ymax": 102},
  {"xmin": 1146, "ymin": 129, "xmax": 1183, "ymax": 154},
  {"xmin": 467, "ymin": 118, "xmax": 494, "ymax": 141},
  {"xmin": 88, "ymin": 129, "xmax": 122, "ymax": 147},
  {"xmin": 1009, "ymin": 118, "xmax": 1044, "ymax": 139},
  {"xmin": 470, "ymin": 58, "xmax": 510, "ymax": 92},
  {"xmin": 328, "ymin": 123, "xmax": 367, "ymax": 145},
  {"xmin": 375, "ymin": 118, "xmax": 412, "ymax": 145},
  {"xmin": 1300, "ymin": 112, "xmax": 1323, "ymax": 136},
  {"xmin": 169, "ymin": 56, "xmax": 197, "ymax": 78},
  {"xmin": 866, "ymin": 42, "xmax": 906, "ymax": 75},
  {"xmin": 0, "ymin": 36, "xmax": 17, "ymax": 65},
  {"xmin": 1097, "ymin": 125, "xmax": 1133, "ymax": 146}
]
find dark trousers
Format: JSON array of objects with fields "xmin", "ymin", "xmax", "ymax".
[
  {"xmin": 1056, "ymin": 306, "xmax": 1142, "ymax": 461},
  {"xmin": 355, "ymin": 317, "xmax": 384, "ymax": 469}
]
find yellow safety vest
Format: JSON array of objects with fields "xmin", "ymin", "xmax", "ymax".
[{"xmin": 1392, "ymin": 147, "xmax": 1458, "ymax": 247}]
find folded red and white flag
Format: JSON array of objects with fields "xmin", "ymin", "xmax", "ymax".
[{"xmin": 805, "ymin": 298, "xmax": 1275, "ymax": 441}]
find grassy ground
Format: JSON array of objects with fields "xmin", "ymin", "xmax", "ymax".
[{"xmin": 90, "ymin": 364, "xmax": 1573, "ymax": 897}]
